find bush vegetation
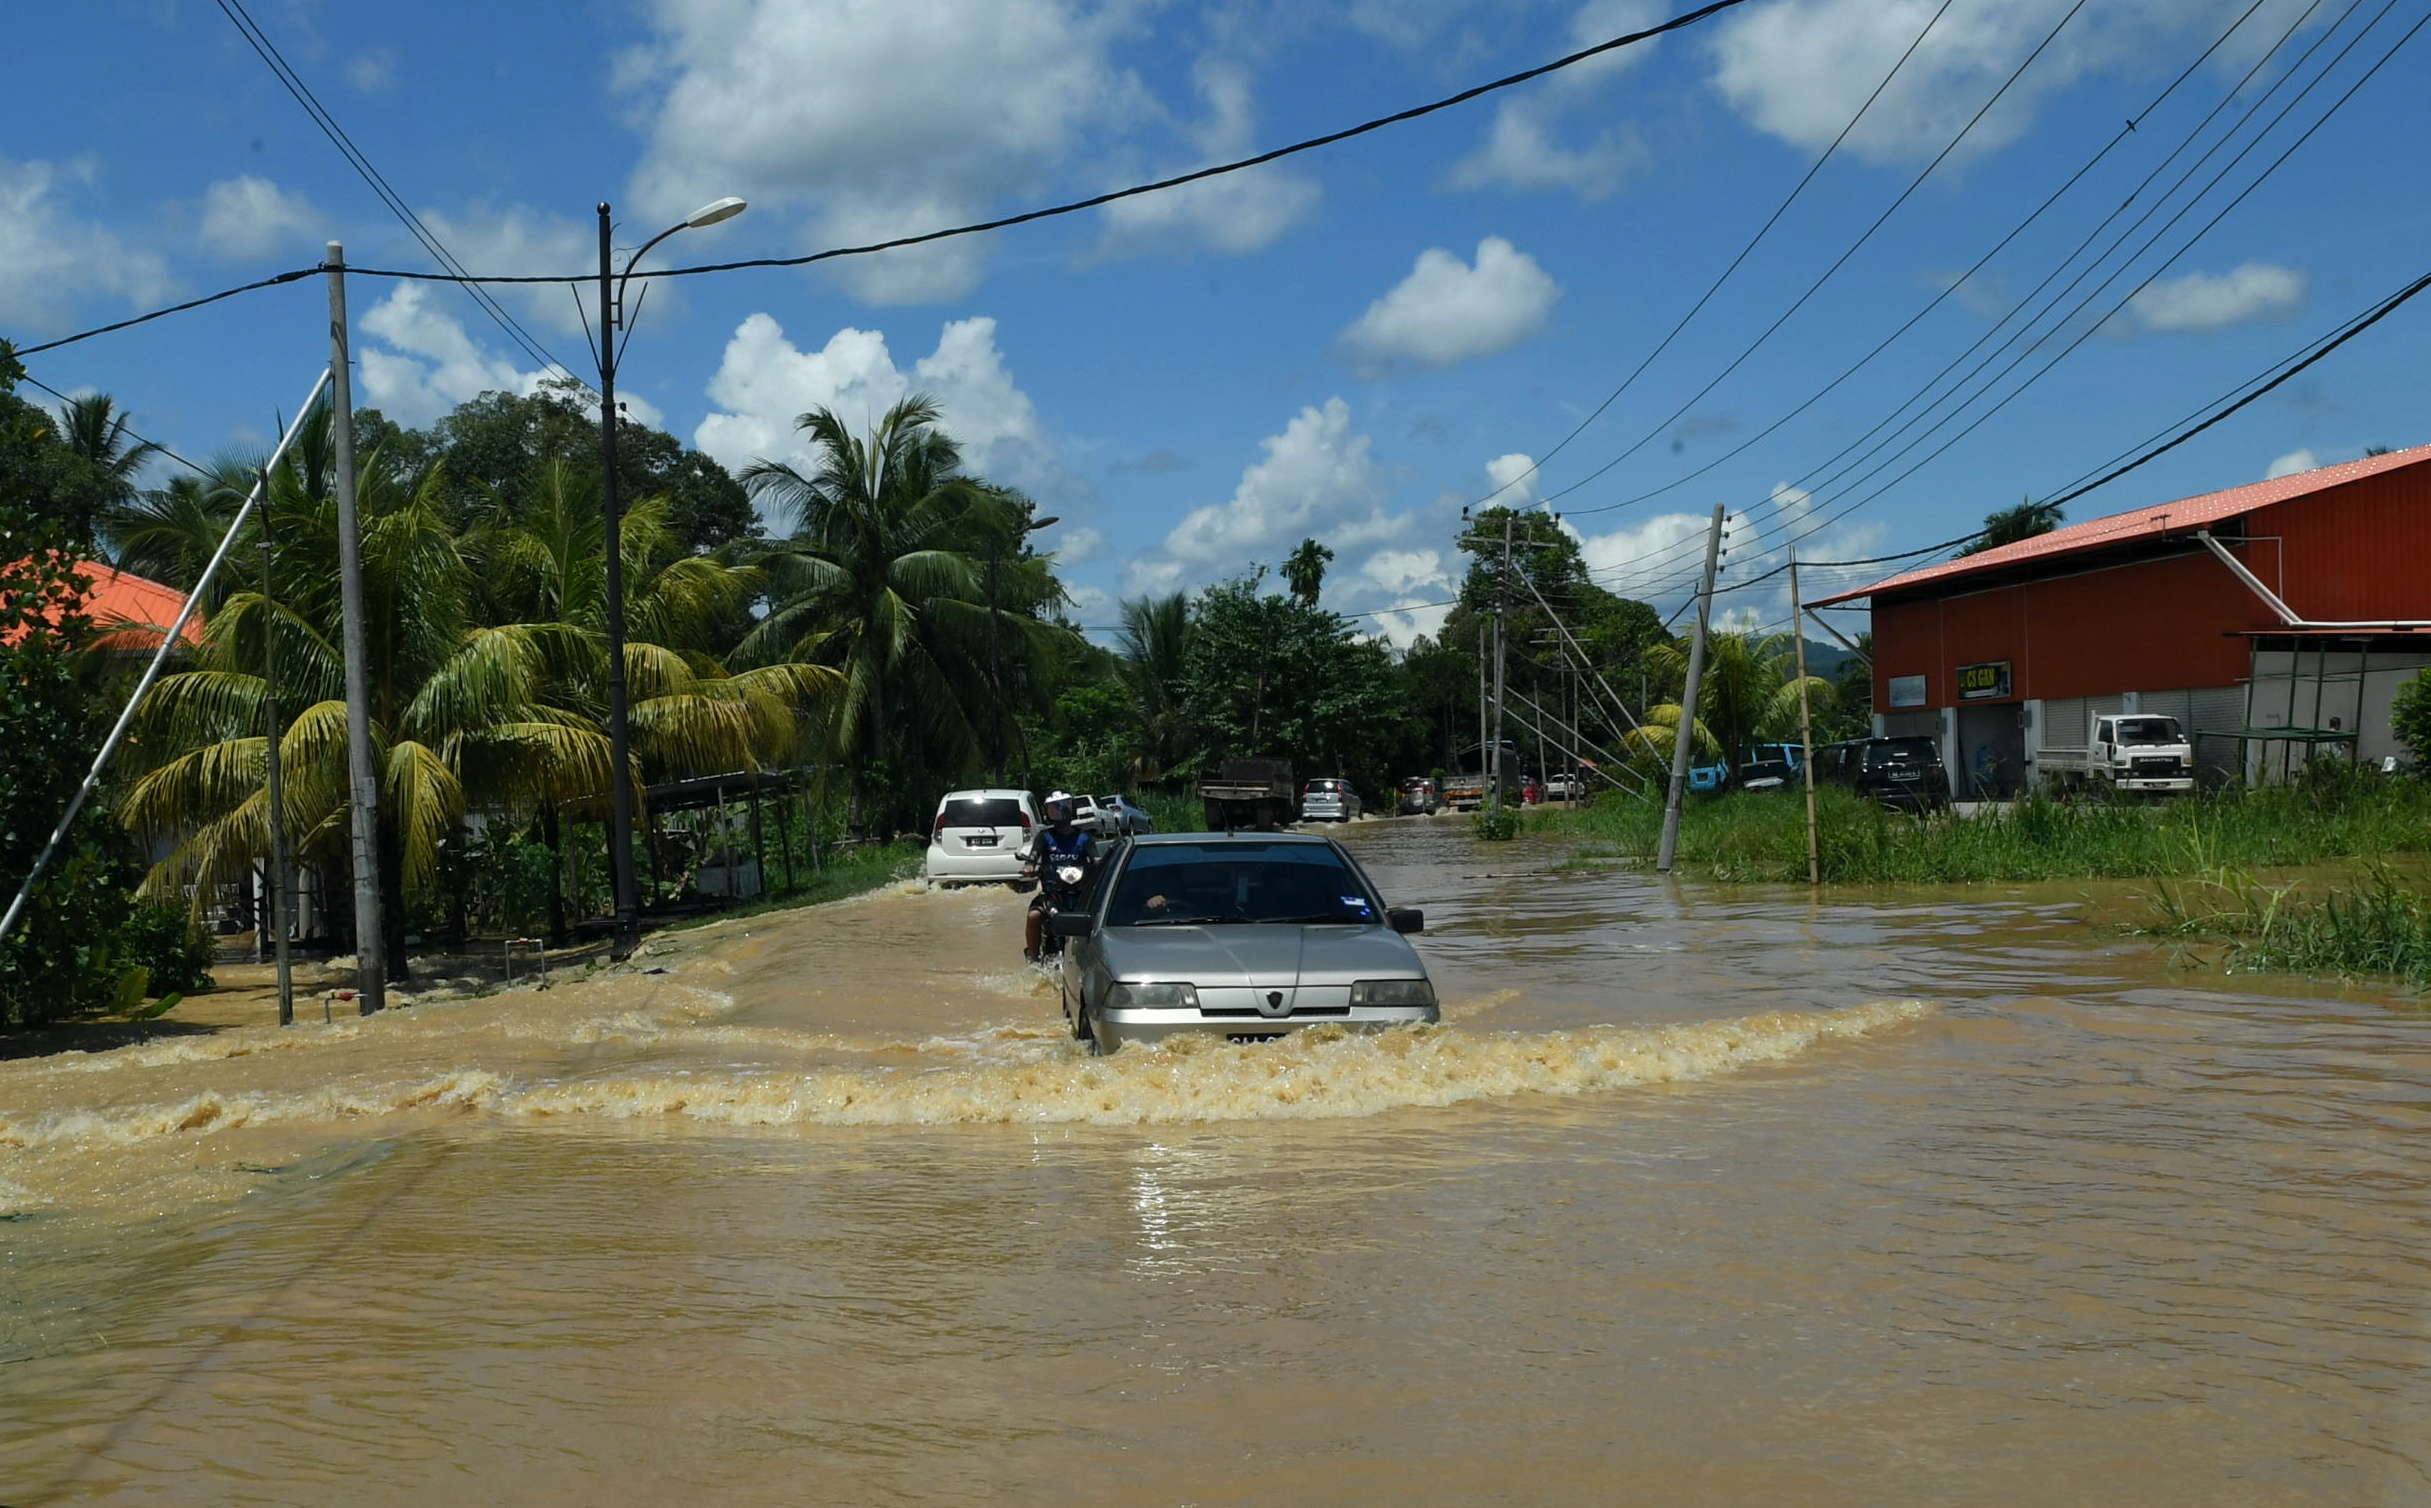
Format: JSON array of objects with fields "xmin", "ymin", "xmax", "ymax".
[
  {"xmin": 2141, "ymin": 864, "xmax": 2431, "ymax": 990},
  {"xmin": 1533, "ymin": 762, "xmax": 2431, "ymax": 885}
]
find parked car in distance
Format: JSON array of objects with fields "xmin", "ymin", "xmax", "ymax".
[
  {"xmin": 1050, "ymin": 831, "xmax": 1436, "ymax": 1053},
  {"xmin": 1687, "ymin": 761, "xmax": 1731, "ymax": 794},
  {"xmin": 1817, "ymin": 736, "xmax": 1950, "ymax": 812},
  {"xmin": 1091, "ymin": 793, "xmax": 1157, "ymax": 836},
  {"xmin": 924, "ymin": 788, "xmax": 1038, "ymax": 885},
  {"xmin": 1300, "ymin": 777, "xmax": 1362, "ymax": 822},
  {"xmin": 1737, "ymin": 744, "xmax": 1804, "ymax": 792},
  {"xmin": 1398, "ymin": 776, "xmax": 1440, "ymax": 815},
  {"xmin": 1541, "ymin": 773, "xmax": 1582, "ymax": 801}
]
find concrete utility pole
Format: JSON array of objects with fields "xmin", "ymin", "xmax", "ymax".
[
  {"xmin": 1791, "ymin": 553, "xmax": 1820, "ymax": 888},
  {"xmin": 1488, "ymin": 511, "xmax": 1512, "ymax": 819},
  {"xmin": 259, "ymin": 471, "xmax": 294, "ymax": 1026},
  {"xmin": 326, "ymin": 243, "xmax": 385, "ymax": 1013},
  {"xmin": 1658, "ymin": 504, "xmax": 1727, "ymax": 874}
]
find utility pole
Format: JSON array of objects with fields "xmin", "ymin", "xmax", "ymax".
[
  {"xmin": 597, "ymin": 204, "xmax": 640, "ymax": 960},
  {"xmin": 325, "ymin": 243, "xmax": 384, "ymax": 1013},
  {"xmin": 1791, "ymin": 553, "xmax": 1820, "ymax": 887},
  {"xmin": 259, "ymin": 472, "xmax": 294, "ymax": 1026},
  {"xmin": 1475, "ymin": 621, "xmax": 1487, "ymax": 792},
  {"xmin": 1658, "ymin": 504, "xmax": 1727, "ymax": 874},
  {"xmin": 1488, "ymin": 511, "xmax": 1512, "ymax": 819}
]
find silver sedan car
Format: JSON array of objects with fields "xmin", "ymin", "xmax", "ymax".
[{"xmin": 1049, "ymin": 831, "xmax": 1435, "ymax": 1053}]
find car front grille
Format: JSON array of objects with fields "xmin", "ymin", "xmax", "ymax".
[
  {"xmin": 2131, "ymin": 757, "xmax": 2185, "ymax": 776},
  {"xmin": 1199, "ymin": 1005, "xmax": 1351, "ymax": 1019}
]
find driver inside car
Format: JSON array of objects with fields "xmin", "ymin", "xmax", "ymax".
[{"xmin": 1023, "ymin": 791, "xmax": 1097, "ymax": 963}]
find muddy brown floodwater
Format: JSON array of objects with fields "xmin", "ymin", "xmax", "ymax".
[{"xmin": 5, "ymin": 818, "xmax": 2429, "ymax": 1504}]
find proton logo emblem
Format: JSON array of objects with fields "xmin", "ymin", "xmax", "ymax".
[
  {"xmin": 1262, "ymin": 989, "xmax": 1289, "ymax": 1017},
  {"xmin": 1266, "ymin": 990, "xmax": 1284, "ymax": 1007}
]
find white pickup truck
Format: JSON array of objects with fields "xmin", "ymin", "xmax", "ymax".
[{"xmin": 2039, "ymin": 713, "xmax": 2198, "ymax": 794}]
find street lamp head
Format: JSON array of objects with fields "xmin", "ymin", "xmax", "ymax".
[{"xmin": 684, "ymin": 196, "xmax": 748, "ymax": 228}]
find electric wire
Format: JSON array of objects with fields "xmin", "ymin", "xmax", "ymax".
[
  {"xmin": 1582, "ymin": 0, "xmax": 2417, "ymax": 605},
  {"xmin": 1555, "ymin": 0, "xmax": 2290, "ymax": 521},
  {"xmin": 207, "ymin": 0, "xmax": 585, "ymax": 389},
  {"xmin": 16, "ymin": 373, "xmax": 213, "ymax": 477}
]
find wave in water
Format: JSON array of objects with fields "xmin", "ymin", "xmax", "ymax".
[{"xmin": 3, "ymin": 1003, "xmax": 1931, "ymax": 1155}]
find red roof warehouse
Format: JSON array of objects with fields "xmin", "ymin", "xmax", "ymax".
[{"xmin": 1814, "ymin": 447, "xmax": 2431, "ymax": 796}]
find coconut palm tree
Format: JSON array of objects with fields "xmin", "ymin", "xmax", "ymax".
[
  {"xmin": 737, "ymin": 396, "xmax": 1065, "ymax": 808},
  {"xmin": 56, "ymin": 393, "xmax": 160, "ymax": 503},
  {"xmin": 1632, "ymin": 630, "xmax": 1833, "ymax": 769},
  {"xmin": 122, "ymin": 413, "xmax": 838, "ymax": 966},
  {"xmin": 1116, "ymin": 592, "xmax": 1192, "ymax": 780}
]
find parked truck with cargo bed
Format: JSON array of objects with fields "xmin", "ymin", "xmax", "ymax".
[
  {"xmin": 2038, "ymin": 713, "xmax": 2198, "ymax": 794},
  {"xmin": 1199, "ymin": 757, "xmax": 1297, "ymax": 831}
]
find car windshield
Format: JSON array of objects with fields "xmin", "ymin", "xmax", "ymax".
[
  {"xmin": 2114, "ymin": 717, "xmax": 2183, "ymax": 746},
  {"xmin": 1106, "ymin": 842, "xmax": 1377, "ymax": 927},
  {"xmin": 941, "ymin": 797, "xmax": 1026, "ymax": 828}
]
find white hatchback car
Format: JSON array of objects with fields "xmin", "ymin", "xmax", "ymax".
[{"xmin": 924, "ymin": 789, "xmax": 1038, "ymax": 886}]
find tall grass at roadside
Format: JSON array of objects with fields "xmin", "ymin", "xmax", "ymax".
[
  {"xmin": 1529, "ymin": 763, "xmax": 2431, "ymax": 884},
  {"xmin": 2141, "ymin": 864, "xmax": 2431, "ymax": 990}
]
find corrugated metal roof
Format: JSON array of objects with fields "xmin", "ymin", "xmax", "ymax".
[
  {"xmin": 1812, "ymin": 445, "xmax": 2431, "ymax": 606},
  {"xmin": 4, "ymin": 562, "xmax": 202, "ymax": 649}
]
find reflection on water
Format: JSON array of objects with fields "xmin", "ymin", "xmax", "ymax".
[{"xmin": 4, "ymin": 819, "xmax": 2429, "ymax": 1503}]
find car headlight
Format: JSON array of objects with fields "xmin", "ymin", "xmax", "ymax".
[
  {"xmin": 1105, "ymin": 982, "xmax": 1199, "ymax": 1009},
  {"xmin": 1350, "ymin": 978, "xmax": 1436, "ymax": 1008}
]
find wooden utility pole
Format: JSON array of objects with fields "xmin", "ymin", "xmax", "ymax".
[
  {"xmin": 259, "ymin": 472, "xmax": 294, "ymax": 1026},
  {"xmin": 326, "ymin": 243, "xmax": 385, "ymax": 1012},
  {"xmin": 1791, "ymin": 553, "xmax": 1820, "ymax": 887},
  {"xmin": 1488, "ymin": 511, "xmax": 1512, "ymax": 820},
  {"xmin": 1658, "ymin": 504, "xmax": 1727, "ymax": 874}
]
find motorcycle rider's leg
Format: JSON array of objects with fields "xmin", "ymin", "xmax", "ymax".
[{"xmin": 1024, "ymin": 899, "xmax": 1046, "ymax": 962}]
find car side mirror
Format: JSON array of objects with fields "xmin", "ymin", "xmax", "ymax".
[
  {"xmin": 1048, "ymin": 911, "xmax": 1094, "ymax": 938},
  {"xmin": 1387, "ymin": 908, "xmax": 1423, "ymax": 935}
]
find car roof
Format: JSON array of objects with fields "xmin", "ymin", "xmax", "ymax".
[
  {"xmin": 937, "ymin": 788, "xmax": 1033, "ymax": 802},
  {"xmin": 1128, "ymin": 830, "xmax": 1333, "ymax": 847}
]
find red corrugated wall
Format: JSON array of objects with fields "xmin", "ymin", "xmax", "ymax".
[
  {"xmin": 1869, "ymin": 465, "xmax": 2431, "ymax": 707},
  {"xmin": 2259, "ymin": 466, "xmax": 2431, "ymax": 620}
]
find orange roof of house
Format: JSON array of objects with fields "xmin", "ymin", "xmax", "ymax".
[
  {"xmin": 1812, "ymin": 445, "xmax": 2431, "ymax": 606},
  {"xmin": 6, "ymin": 562, "xmax": 202, "ymax": 649}
]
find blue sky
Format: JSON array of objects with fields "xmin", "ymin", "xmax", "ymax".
[{"xmin": 8, "ymin": 0, "xmax": 2426, "ymax": 641}]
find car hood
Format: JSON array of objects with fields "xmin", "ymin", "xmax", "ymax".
[{"xmin": 1096, "ymin": 923, "xmax": 1423, "ymax": 986}]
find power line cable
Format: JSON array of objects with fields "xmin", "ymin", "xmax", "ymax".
[
  {"xmin": 11, "ymin": 0, "xmax": 1753, "ymax": 361},
  {"xmin": 208, "ymin": 0, "xmax": 584, "ymax": 387},
  {"xmin": 1582, "ymin": 0, "xmax": 2409, "ymax": 601},
  {"xmin": 1557, "ymin": 0, "xmax": 2291, "ymax": 521},
  {"xmin": 1527, "ymin": 0, "xmax": 2095, "ymax": 515},
  {"xmin": 16, "ymin": 372, "xmax": 213, "ymax": 477}
]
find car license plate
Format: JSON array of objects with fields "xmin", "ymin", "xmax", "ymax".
[{"xmin": 966, "ymin": 834, "xmax": 997, "ymax": 847}]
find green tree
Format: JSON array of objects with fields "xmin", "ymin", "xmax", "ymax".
[
  {"xmin": 739, "ymin": 396, "xmax": 1064, "ymax": 823},
  {"xmin": 1179, "ymin": 572, "xmax": 1400, "ymax": 786},
  {"xmin": 1282, "ymin": 537, "xmax": 1333, "ymax": 605},
  {"xmin": 1960, "ymin": 498, "xmax": 2064, "ymax": 556},
  {"xmin": 1638, "ymin": 630, "xmax": 1833, "ymax": 769},
  {"xmin": 2391, "ymin": 669, "xmax": 2431, "ymax": 765},
  {"xmin": 0, "ymin": 348, "xmax": 150, "ymax": 1027},
  {"xmin": 55, "ymin": 392, "xmax": 160, "ymax": 503},
  {"xmin": 1115, "ymin": 592, "xmax": 1192, "ymax": 781}
]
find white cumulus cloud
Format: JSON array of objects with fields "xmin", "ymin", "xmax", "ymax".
[
  {"xmin": 199, "ymin": 175, "xmax": 320, "ymax": 260},
  {"xmin": 1128, "ymin": 397, "xmax": 1407, "ymax": 593},
  {"xmin": 622, "ymin": 0, "xmax": 1136, "ymax": 304},
  {"xmin": 1708, "ymin": 0, "xmax": 2309, "ymax": 165},
  {"xmin": 0, "ymin": 156, "xmax": 171, "ymax": 332},
  {"xmin": 694, "ymin": 312, "xmax": 1063, "ymax": 510},
  {"xmin": 1094, "ymin": 61, "xmax": 1320, "ymax": 259},
  {"xmin": 1450, "ymin": 0, "xmax": 1662, "ymax": 197},
  {"xmin": 2129, "ymin": 262, "xmax": 2306, "ymax": 334},
  {"xmin": 2265, "ymin": 447, "xmax": 2318, "ymax": 480},
  {"xmin": 416, "ymin": 204, "xmax": 598, "ymax": 336},
  {"xmin": 356, "ymin": 284, "xmax": 649, "ymax": 431},
  {"xmin": 1336, "ymin": 237, "xmax": 1561, "ymax": 377}
]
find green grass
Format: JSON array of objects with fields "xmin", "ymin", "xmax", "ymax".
[
  {"xmin": 2139, "ymin": 864, "xmax": 2431, "ymax": 991},
  {"xmin": 657, "ymin": 840, "xmax": 923, "ymax": 932},
  {"xmin": 1529, "ymin": 764, "xmax": 2431, "ymax": 885}
]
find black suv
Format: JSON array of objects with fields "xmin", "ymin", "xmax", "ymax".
[{"xmin": 1817, "ymin": 736, "xmax": 1950, "ymax": 812}]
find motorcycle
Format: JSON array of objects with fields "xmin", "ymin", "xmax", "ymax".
[{"xmin": 1030, "ymin": 858, "xmax": 1091, "ymax": 961}]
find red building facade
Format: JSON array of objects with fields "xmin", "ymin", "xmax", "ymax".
[{"xmin": 1816, "ymin": 448, "xmax": 2431, "ymax": 793}]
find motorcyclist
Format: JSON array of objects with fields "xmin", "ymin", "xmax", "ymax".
[{"xmin": 1022, "ymin": 791, "xmax": 1097, "ymax": 963}]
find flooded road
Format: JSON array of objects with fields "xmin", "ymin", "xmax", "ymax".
[{"xmin": 5, "ymin": 818, "xmax": 2429, "ymax": 1503}]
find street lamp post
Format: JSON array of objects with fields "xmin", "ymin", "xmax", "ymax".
[
  {"xmin": 596, "ymin": 195, "xmax": 745, "ymax": 958},
  {"xmin": 987, "ymin": 512, "xmax": 1058, "ymax": 786}
]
